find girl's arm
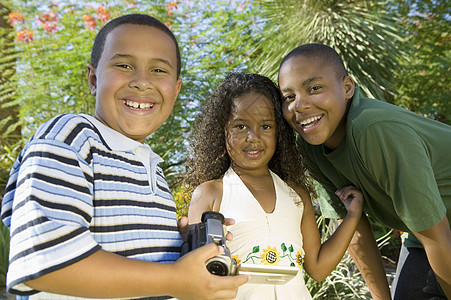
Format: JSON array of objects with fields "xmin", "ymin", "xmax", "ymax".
[
  {"xmin": 297, "ymin": 185, "xmax": 364, "ymax": 281},
  {"xmin": 188, "ymin": 180, "xmax": 223, "ymax": 223}
]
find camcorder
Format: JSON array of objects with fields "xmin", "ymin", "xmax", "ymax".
[
  {"xmin": 181, "ymin": 211, "xmax": 299, "ymax": 284},
  {"xmin": 181, "ymin": 211, "xmax": 238, "ymax": 276}
]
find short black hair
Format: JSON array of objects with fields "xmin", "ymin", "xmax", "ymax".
[
  {"xmin": 90, "ymin": 14, "xmax": 181, "ymax": 78},
  {"xmin": 279, "ymin": 43, "xmax": 347, "ymax": 80}
]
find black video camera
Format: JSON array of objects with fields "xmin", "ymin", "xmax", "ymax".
[{"xmin": 181, "ymin": 211, "xmax": 237, "ymax": 276}]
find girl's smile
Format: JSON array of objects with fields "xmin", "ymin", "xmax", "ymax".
[{"xmin": 225, "ymin": 92, "xmax": 277, "ymax": 175}]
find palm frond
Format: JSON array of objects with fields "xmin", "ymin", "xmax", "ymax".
[{"xmin": 251, "ymin": 0, "xmax": 412, "ymax": 100}]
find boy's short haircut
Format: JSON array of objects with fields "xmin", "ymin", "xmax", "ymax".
[
  {"xmin": 90, "ymin": 13, "xmax": 181, "ymax": 78},
  {"xmin": 279, "ymin": 43, "xmax": 348, "ymax": 80}
]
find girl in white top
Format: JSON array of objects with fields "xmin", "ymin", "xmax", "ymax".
[{"xmin": 186, "ymin": 72, "xmax": 364, "ymax": 299}]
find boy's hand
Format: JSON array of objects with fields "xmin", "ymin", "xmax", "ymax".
[
  {"xmin": 177, "ymin": 216, "xmax": 192, "ymax": 242},
  {"xmin": 172, "ymin": 243, "xmax": 249, "ymax": 300},
  {"xmin": 335, "ymin": 185, "xmax": 364, "ymax": 217}
]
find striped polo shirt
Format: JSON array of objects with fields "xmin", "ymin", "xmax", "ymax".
[{"xmin": 1, "ymin": 114, "xmax": 182, "ymax": 299}]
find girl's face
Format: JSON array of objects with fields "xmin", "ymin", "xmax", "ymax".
[{"xmin": 225, "ymin": 92, "xmax": 277, "ymax": 174}]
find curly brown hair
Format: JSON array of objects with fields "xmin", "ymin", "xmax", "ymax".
[{"xmin": 185, "ymin": 72, "xmax": 314, "ymax": 196}]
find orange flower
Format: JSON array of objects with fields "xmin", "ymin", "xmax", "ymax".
[
  {"xmin": 43, "ymin": 22, "xmax": 58, "ymax": 33},
  {"xmin": 164, "ymin": 22, "xmax": 173, "ymax": 30},
  {"xmin": 96, "ymin": 6, "xmax": 110, "ymax": 22},
  {"xmin": 83, "ymin": 15, "xmax": 94, "ymax": 22},
  {"xmin": 43, "ymin": 11, "xmax": 57, "ymax": 22},
  {"xmin": 168, "ymin": 1, "xmax": 178, "ymax": 9},
  {"xmin": 83, "ymin": 15, "xmax": 96, "ymax": 30},
  {"xmin": 17, "ymin": 29, "xmax": 33, "ymax": 42},
  {"xmin": 9, "ymin": 12, "xmax": 24, "ymax": 24},
  {"xmin": 87, "ymin": 21, "xmax": 96, "ymax": 29},
  {"xmin": 96, "ymin": 6, "xmax": 107, "ymax": 15},
  {"xmin": 125, "ymin": 0, "xmax": 137, "ymax": 8}
]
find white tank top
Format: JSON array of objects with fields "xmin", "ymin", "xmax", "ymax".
[{"xmin": 220, "ymin": 168, "xmax": 312, "ymax": 300}]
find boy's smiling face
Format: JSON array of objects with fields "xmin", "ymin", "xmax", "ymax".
[
  {"xmin": 279, "ymin": 55, "xmax": 354, "ymax": 150},
  {"xmin": 88, "ymin": 24, "xmax": 182, "ymax": 143}
]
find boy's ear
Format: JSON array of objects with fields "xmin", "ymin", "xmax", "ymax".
[
  {"xmin": 87, "ymin": 63, "xmax": 97, "ymax": 96},
  {"xmin": 343, "ymin": 75, "xmax": 355, "ymax": 100},
  {"xmin": 173, "ymin": 77, "xmax": 183, "ymax": 102}
]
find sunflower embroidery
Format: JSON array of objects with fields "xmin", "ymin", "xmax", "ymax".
[
  {"xmin": 295, "ymin": 249, "xmax": 304, "ymax": 268},
  {"xmin": 238, "ymin": 243, "xmax": 303, "ymax": 267},
  {"xmin": 232, "ymin": 254, "xmax": 241, "ymax": 266},
  {"xmin": 260, "ymin": 246, "xmax": 281, "ymax": 265}
]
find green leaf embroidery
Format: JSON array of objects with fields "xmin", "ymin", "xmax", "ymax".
[{"xmin": 281, "ymin": 243, "xmax": 287, "ymax": 252}]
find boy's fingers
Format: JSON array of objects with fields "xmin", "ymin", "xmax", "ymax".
[
  {"xmin": 177, "ymin": 216, "xmax": 189, "ymax": 232},
  {"xmin": 215, "ymin": 274, "xmax": 250, "ymax": 291},
  {"xmin": 209, "ymin": 273, "xmax": 249, "ymax": 299},
  {"xmin": 178, "ymin": 216, "xmax": 195, "ymax": 241},
  {"xmin": 209, "ymin": 276, "xmax": 249, "ymax": 300},
  {"xmin": 225, "ymin": 231, "xmax": 234, "ymax": 241},
  {"xmin": 195, "ymin": 243, "xmax": 224, "ymax": 259},
  {"xmin": 234, "ymin": 274, "xmax": 250, "ymax": 285},
  {"xmin": 224, "ymin": 217, "xmax": 235, "ymax": 226}
]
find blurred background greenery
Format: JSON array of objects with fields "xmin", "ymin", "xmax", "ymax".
[{"xmin": 0, "ymin": 0, "xmax": 449, "ymax": 297}]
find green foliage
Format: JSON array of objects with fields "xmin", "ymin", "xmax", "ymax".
[
  {"xmin": 5, "ymin": 2, "xmax": 144, "ymax": 135},
  {"xmin": 172, "ymin": 185, "xmax": 191, "ymax": 219},
  {"xmin": 0, "ymin": 2, "xmax": 21, "ymax": 198},
  {"xmin": 370, "ymin": 216, "xmax": 401, "ymax": 266},
  {"xmin": 387, "ymin": 0, "xmax": 451, "ymax": 124},
  {"xmin": 248, "ymin": 0, "xmax": 411, "ymax": 100},
  {"xmin": 0, "ymin": 0, "xmax": 447, "ymax": 296},
  {"xmin": 1, "ymin": 1, "xmax": 201, "ymax": 186},
  {"xmin": 0, "ymin": 223, "xmax": 9, "ymax": 288},
  {"xmin": 303, "ymin": 215, "xmax": 370, "ymax": 299}
]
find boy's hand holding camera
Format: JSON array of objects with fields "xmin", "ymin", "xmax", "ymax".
[
  {"xmin": 3, "ymin": 14, "xmax": 249, "ymax": 300},
  {"xmin": 175, "ymin": 215, "xmax": 249, "ymax": 300}
]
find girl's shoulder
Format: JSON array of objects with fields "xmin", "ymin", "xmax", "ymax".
[
  {"xmin": 285, "ymin": 180, "xmax": 311, "ymax": 205},
  {"xmin": 195, "ymin": 178, "xmax": 223, "ymax": 197},
  {"xmin": 190, "ymin": 178, "xmax": 224, "ymax": 216}
]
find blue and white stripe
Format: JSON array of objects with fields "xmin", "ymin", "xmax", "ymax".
[{"xmin": 1, "ymin": 114, "xmax": 182, "ymax": 299}]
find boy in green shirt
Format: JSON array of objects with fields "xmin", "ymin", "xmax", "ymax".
[{"xmin": 278, "ymin": 43, "xmax": 450, "ymax": 300}]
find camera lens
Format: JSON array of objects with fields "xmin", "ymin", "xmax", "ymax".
[{"xmin": 206, "ymin": 260, "xmax": 228, "ymax": 276}]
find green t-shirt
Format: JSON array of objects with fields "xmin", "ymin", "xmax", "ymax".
[{"xmin": 303, "ymin": 88, "xmax": 451, "ymax": 243}]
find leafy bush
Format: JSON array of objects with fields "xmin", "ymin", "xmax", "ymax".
[
  {"xmin": 0, "ymin": 223, "xmax": 9, "ymax": 289},
  {"xmin": 172, "ymin": 185, "xmax": 191, "ymax": 219},
  {"xmin": 304, "ymin": 215, "xmax": 371, "ymax": 299}
]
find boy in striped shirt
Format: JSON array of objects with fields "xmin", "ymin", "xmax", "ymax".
[{"xmin": 1, "ymin": 13, "xmax": 248, "ymax": 300}]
